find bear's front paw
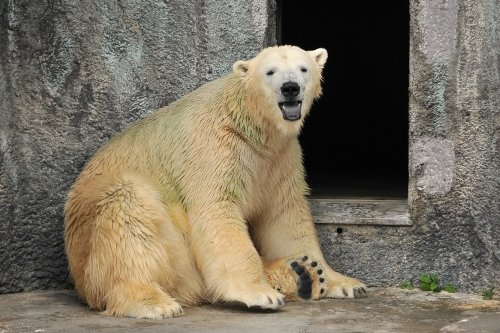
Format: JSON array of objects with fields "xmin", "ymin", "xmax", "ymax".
[
  {"xmin": 323, "ymin": 271, "xmax": 367, "ymax": 299},
  {"xmin": 223, "ymin": 284, "xmax": 286, "ymax": 310}
]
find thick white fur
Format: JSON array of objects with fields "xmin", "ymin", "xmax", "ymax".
[{"xmin": 64, "ymin": 45, "xmax": 365, "ymax": 319}]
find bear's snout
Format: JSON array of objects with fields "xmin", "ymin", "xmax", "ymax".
[
  {"xmin": 279, "ymin": 81, "xmax": 302, "ymax": 121},
  {"xmin": 281, "ymin": 81, "xmax": 300, "ymax": 98}
]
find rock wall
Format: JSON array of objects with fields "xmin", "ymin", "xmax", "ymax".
[
  {"xmin": 0, "ymin": 0, "xmax": 276, "ymax": 293},
  {"xmin": 318, "ymin": 0, "xmax": 499, "ymax": 293}
]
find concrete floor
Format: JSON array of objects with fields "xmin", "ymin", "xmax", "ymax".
[{"xmin": 0, "ymin": 288, "xmax": 499, "ymax": 333}]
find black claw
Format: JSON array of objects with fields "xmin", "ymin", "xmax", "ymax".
[
  {"xmin": 290, "ymin": 261, "xmax": 298, "ymax": 268},
  {"xmin": 317, "ymin": 269, "xmax": 323, "ymax": 275},
  {"xmin": 268, "ymin": 296, "xmax": 273, "ymax": 304},
  {"xmin": 302, "ymin": 256, "xmax": 308, "ymax": 261},
  {"xmin": 342, "ymin": 288, "xmax": 348, "ymax": 297},
  {"xmin": 319, "ymin": 278, "xmax": 324, "ymax": 283},
  {"xmin": 355, "ymin": 287, "xmax": 366, "ymax": 297},
  {"xmin": 354, "ymin": 289, "xmax": 359, "ymax": 298},
  {"xmin": 320, "ymin": 288, "xmax": 325, "ymax": 294},
  {"xmin": 311, "ymin": 261, "xmax": 318, "ymax": 267},
  {"xmin": 278, "ymin": 298, "xmax": 283, "ymax": 306}
]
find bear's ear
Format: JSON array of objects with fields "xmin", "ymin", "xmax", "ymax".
[
  {"xmin": 309, "ymin": 48, "xmax": 328, "ymax": 67},
  {"xmin": 232, "ymin": 60, "xmax": 250, "ymax": 76}
]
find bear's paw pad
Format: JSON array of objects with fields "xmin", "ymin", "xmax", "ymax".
[{"xmin": 289, "ymin": 255, "xmax": 326, "ymax": 300}]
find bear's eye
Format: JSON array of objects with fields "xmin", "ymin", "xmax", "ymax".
[
  {"xmin": 266, "ymin": 69, "xmax": 275, "ymax": 76},
  {"xmin": 300, "ymin": 67, "xmax": 308, "ymax": 73}
]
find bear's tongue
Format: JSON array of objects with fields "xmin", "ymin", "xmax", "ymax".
[{"xmin": 279, "ymin": 101, "xmax": 302, "ymax": 121}]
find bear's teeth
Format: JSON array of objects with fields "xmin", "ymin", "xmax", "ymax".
[{"xmin": 279, "ymin": 101, "xmax": 302, "ymax": 121}]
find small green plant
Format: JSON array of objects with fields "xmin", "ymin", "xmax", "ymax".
[
  {"xmin": 443, "ymin": 283, "xmax": 458, "ymax": 293},
  {"xmin": 400, "ymin": 280, "xmax": 414, "ymax": 290},
  {"xmin": 419, "ymin": 273, "xmax": 441, "ymax": 292},
  {"xmin": 401, "ymin": 273, "xmax": 458, "ymax": 294},
  {"xmin": 481, "ymin": 288, "xmax": 494, "ymax": 300}
]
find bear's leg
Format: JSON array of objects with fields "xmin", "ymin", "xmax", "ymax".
[
  {"xmin": 189, "ymin": 208, "xmax": 285, "ymax": 309},
  {"xmin": 75, "ymin": 173, "xmax": 188, "ymax": 318},
  {"xmin": 252, "ymin": 193, "xmax": 367, "ymax": 299}
]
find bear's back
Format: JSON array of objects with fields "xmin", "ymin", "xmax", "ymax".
[{"xmin": 75, "ymin": 73, "xmax": 241, "ymax": 184}]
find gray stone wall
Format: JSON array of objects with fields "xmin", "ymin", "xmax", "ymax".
[
  {"xmin": 0, "ymin": 0, "xmax": 276, "ymax": 293},
  {"xmin": 319, "ymin": 0, "xmax": 499, "ymax": 293}
]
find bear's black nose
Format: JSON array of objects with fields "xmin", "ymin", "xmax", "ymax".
[{"xmin": 281, "ymin": 81, "xmax": 300, "ymax": 97}]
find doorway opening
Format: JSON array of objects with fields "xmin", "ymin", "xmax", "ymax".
[{"xmin": 278, "ymin": 1, "xmax": 409, "ymax": 199}]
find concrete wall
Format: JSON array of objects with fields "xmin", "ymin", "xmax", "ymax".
[
  {"xmin": 0, "ymin": 0, "xmax": 276, "ymax": 293},
  {"xmin": 319, "ymin": 0, "xmax": 499, "ymax": 293},
  {"xmin": 1, "ymin": 0, "xmax": 498, "ymax": 294}
]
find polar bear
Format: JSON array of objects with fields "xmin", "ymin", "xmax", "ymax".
[{"xmin": 64, "ymin": 45, "xmax": 366, "ymax": 319}]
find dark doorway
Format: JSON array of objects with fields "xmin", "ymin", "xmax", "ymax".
[{"xmin": 278, "ymin": 1, "xmax": 409, "ymax": 198}]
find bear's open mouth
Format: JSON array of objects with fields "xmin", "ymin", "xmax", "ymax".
[{"xmin": 279, "ymin": 101, "xmax": 302, "ymax": 121}]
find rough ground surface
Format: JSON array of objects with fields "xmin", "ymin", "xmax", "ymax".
[{"xmin": 0, "ymin": 288, "xmax": 499, "ymax": 333}]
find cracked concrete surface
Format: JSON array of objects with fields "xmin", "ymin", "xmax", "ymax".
[{"xmin": 1, "ymin": 288, "xmax": 498, "ymax": 333}]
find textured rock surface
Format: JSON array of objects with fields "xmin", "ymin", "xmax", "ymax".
[
  {"xmin": 0, "ymin": 0, "xmax": 276, "ymax": 293},
  {"xmin": 318, "ymin": 0, "xmax": 499, "ymax": 293}
]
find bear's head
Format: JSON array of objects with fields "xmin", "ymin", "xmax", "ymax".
[{"xmin": 232, "ymin": 45, "xmax": 328, "ymax": 136}]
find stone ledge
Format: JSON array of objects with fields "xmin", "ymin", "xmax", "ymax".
[{"xmin": 310, "ymin": 198, "xmax": 410, "ymax": 225}]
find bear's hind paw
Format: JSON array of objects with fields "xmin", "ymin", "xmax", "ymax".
[
  {"xmin": 265, "ymin": 254, "xmax": 326, "ymax": 301},
  {"xmin": 288, "ymin": 255, "xmax": 327, "ymax": 300}
]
